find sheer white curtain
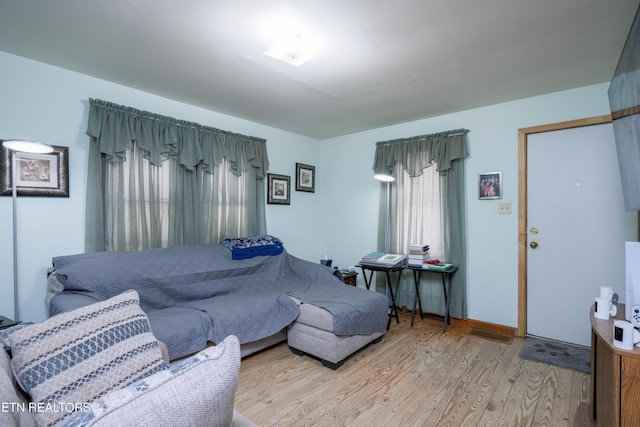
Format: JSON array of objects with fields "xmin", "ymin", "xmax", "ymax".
[
  {"xmin": 394, "ymin": 164, "xmax": 444, "ymax": 261},
  {"xmin": 200, "ymin": 157, "xmax": 258, "ymax": 243},
  {"xmin": 105, "ymin": 143, "xmax": 171, "ymax": 251},
  {"xmin": 104, "ymin": 144, "xmax": 263, "ymax": 251},
  {"xmin": 386, "ymin": 163, "xmax": 446, "ymax": 309}
]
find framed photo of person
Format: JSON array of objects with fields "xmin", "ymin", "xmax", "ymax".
[{"xmin": 478, "ymin": 171, "xmax": 502, "ymax": 200}]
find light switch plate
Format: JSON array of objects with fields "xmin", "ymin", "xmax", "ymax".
[{"xmin": 498, "ymin": 202, "xmax": 511, "ymax": 214}]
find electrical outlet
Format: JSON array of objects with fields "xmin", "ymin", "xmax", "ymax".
[{"xmin": 498, "ymin": 202, "xmax": 511, "ymax": 214}]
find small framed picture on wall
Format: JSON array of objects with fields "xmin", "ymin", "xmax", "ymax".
[
  {"xmin": 479, "ymin": 171, "xmax": 502, "ymax": 200},
  {"xmin": 267, "ymin": 173, "xmax": 290, "ymax": 205},
  {"xmin": 295, "ymin": 163, "xmax": 315, "ymax": 193}
]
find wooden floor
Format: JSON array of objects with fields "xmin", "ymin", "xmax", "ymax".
[{"xmin": 235, "ymin": 312, "xmax": 593, "ymax": 427}]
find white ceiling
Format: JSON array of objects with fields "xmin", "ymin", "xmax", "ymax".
[{"xmin": 0, "ymin": 0, "xmax": 638, "ymax": 139}]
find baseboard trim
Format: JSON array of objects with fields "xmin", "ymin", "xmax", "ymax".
[
  {"xmin": 451, "ymin": 318, "xmax": 517, "ymax": 337},
  {"xmin": 397, "ymin": 306, "xmax": 517, "ymax": 337}
]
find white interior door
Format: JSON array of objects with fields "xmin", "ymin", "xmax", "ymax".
[{"xmin": 527, "ymin": 123, "xmax": 637, "ymax": 346}]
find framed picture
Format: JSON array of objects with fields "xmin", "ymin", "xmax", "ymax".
[
  {"xmin": 295, "ymin": 163, "xmax": 315, "ymax": 193},
  {"xmin": 479, "ymin": 171, "xmax": 502, "ymax": 200},
  {"xmin": 1, "ymin": 145, "xmax": 69, "ymax": 197},
  {"xmin": 267, "ymin": 173, "xmax": 290, "ymax": 205}
]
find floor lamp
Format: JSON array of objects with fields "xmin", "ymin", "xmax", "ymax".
[
  {"xmin": 374, "ymin": 172, "xmax": 395, "ymax": 299},
  {"xmin": 373, "ymin": 172, "xmax": 395, "ymax": 253},
  {"xmin": 2, "ymin": 139, "xmax": 54, "ymax": 322}
]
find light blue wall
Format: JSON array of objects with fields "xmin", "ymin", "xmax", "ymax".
[
  {"xmin": 0, "ymin": 50, "xmax": 617, "ymax": 330},
  {"xmin": 0, "ymin": 52, "xmax": 321, "ymax": 322},
  {"xmin": 320, "ymin": 83, "xmax": 614, "ymax": 327}
]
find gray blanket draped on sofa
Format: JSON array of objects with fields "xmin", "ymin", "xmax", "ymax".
[{"xmin": 49, "ymin": 244, "xmax": 388, "ymax": 359}]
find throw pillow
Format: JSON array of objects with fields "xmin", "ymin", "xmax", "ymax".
[
  {"xmin": 1, "ymin": 290, "xmax": 169, "ymax": 427},
  {"xmin": 59, "ymin": 335, "xmax": 241, "ymax": 427}
]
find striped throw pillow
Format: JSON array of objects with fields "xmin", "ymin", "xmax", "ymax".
[{"xmin": 2, "ymin": 290, "xmax": 169, "ymax": 427}]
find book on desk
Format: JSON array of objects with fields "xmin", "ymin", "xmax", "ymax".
[{"xmin": 360, "ymin": 252, "xmax": 405, "ymax": 268}]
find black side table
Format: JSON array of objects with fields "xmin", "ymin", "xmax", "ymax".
[
  {"xmin": 407, "ymin": 265, "xmax": 458, "ymax": 332},
  {"xmin": 0, "ymin": 316, "xmax": 20, "ymax": 330},
  {"xmin": 357, "ymin": 263, "xmax": 405, "ymax": 330}
]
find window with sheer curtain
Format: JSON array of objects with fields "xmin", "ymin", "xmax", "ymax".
[
  {"xmin": 380, "ymin": 162, "xmax": 447, "ymax": 311},
  {"xmin": 85, "ymin": 99, "xmax": 268, "ymax": 252},
  {"xmin": 105, "ymin": 145, "xmax": 257, "ymax": 251},
  {"xmin": 395, "ymin": 164, "xmax": 445, "ymax": 262},
  {"xmin": 373, "ymin": 129, "xmax": 469, "ymax": 319},
  {"xmin": 105, "ymin": 143, "xmax": 171, "ymax": 250}
]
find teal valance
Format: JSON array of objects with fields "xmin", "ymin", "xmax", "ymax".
[
  {"xmin": 86, "ymin": 98, "xmax": 269, "ymax": 177},
  {"xmin": 372, "ymin": 129, "xmax": 469, "ymax": 177}
]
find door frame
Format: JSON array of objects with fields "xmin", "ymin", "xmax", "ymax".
[{"xmin": 516, "ymin": 114, "xmax": 613, "ymax": 337}]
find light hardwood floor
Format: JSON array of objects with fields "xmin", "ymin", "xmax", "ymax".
[{"xmin": 235, "ymin": 312, "xmax": 593, "ymax": 427}]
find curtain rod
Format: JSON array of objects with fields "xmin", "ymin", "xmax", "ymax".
[
  {"xmin": 375, "ymin": 128, "xmax": 469, "ymax": 146},
  {"xmin": 90, "ymin": 98, "xmax": 267, "ymax": 143}
]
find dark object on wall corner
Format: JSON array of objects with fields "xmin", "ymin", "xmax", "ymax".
[{"xmin": 608, "ymin": 4, "xmax": 640, "ymax": 211}]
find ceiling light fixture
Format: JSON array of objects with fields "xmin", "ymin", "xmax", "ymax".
[{"xmin": 263, "ymin": 32, "xmax": 318, "ymax": 67}]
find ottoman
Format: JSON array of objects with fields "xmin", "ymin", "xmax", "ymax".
[{"xmin": 286, "ymin": 297, "xmax": 384, "ymax": 369}]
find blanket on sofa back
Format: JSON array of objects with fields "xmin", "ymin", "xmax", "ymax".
[{"xmin": 50, "ymin": 244, "xmax": 388, "ymax": 359}]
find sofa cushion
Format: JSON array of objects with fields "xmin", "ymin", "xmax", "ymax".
[
  {"xmin": 1, "ymin": 290, "xmax": 169, "ymax": 427},
  {"xmin": 59, "ymin": 335, "xmax": 241, "ymax": 427}
]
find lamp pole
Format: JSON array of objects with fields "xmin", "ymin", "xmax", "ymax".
[
  {"xmin": 3, "ymin": 140, "xmax": 54, "ymax": 321},
  {"xmin": 373, "ymin": 172, "xmax": 395, "ymax": 301},
  {"xmin": 384, "ymin": 181, "xmax": 391, "ymax": 253},
  {"xmin": 373, "ymin": 172, "xmax": 395, "ymax": 253},
  {"xmin": 10, "ymin": 150, "xmax": 18, "ymax": 320}
]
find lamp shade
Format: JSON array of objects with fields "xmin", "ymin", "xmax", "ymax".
[
  {"xmin": 373, "ymin": 173, "xmax": 395, "ymax": 182},
  {"xmin": 2, "ymin": 139, "xmax": 54, "ymax": 154}
]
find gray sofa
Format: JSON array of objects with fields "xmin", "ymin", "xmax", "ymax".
[{"xmin": 46, "ymin": 242, "xmax": 389, "ymax": 369}]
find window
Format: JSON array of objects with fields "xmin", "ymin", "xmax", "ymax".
[
  {"xmin": 373, "ymin": 129, "xmax": 469, "ymax": 319},
  {"xmin": 199, "ymin": 157, "xmax": 256, "ymax": 243},
  {"xmin": 103, "ymin": 144, "xmax": 259, "ymax": 251},
  {"xmin": 384, "ymin": 163, "xmax": 445, "ymax": 309},
  {"xmin": 85, "ymin": 99, "xmax": 268, "ymax": 253},
  {"xmin": 394, "ymin": 164, "xmax": 444, "ymax": 261},
  {"xmin": 105, "ymin": 143, "xmax": 170, "ymax": 251}
]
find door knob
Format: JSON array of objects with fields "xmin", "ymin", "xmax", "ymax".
[
  {"xmin": 530, "ymin": 241, "xmax": 539, "ymax": 249},
  {"xmin": 530, "ymin": 227, "xmax": 538, "ymax": 234}
]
